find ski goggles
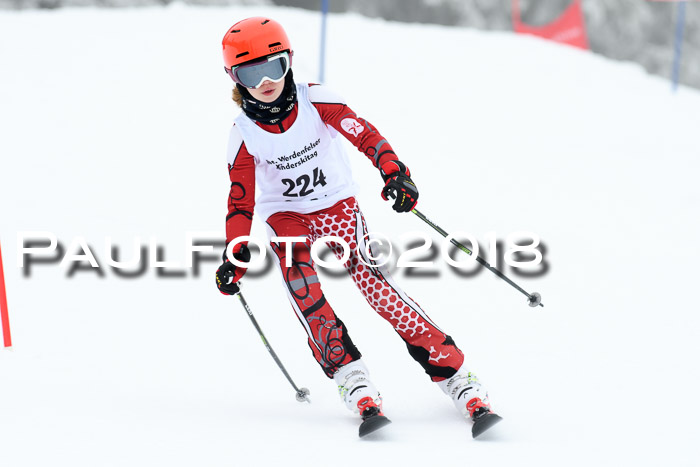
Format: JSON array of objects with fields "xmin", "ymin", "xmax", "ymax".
[{"xmin": 227, "ymin": 51, "xmax": 291, "ymax": 89}]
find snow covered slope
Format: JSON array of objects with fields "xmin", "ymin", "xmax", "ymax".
[{"xmin": 1, "ymin": 4, "xmax": 699, "ymax": 467}]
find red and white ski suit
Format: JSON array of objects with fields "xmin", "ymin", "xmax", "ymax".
[{"xmin": 226, "ymin": 84, "xmax": 464, "ymax": 380}]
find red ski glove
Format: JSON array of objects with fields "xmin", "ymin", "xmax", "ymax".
[{"xmin": 380, "ymin": 160, "xmax": 418, "ymax": 213}]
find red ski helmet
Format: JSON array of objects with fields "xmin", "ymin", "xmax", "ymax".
[{"xmin": 222, "ymin": 17, "xmax": 292, "ymax": 70}]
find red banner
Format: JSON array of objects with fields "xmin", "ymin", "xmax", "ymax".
[
  {"xmin": 0, "ymin": 240, "xmax": 12, "ymax": 348},
  {"xmin": 512, "ymin": 0, "xmax": 590, "ymax": 50}
]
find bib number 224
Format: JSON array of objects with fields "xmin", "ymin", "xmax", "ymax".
[{"xmin": 281, "ymin": 167, "xmax": 327, "ymax": 197}]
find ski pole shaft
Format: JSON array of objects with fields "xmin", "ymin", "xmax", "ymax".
[
  {"xmin": 237, "ymin": 292, "xmax": 311, "ymax": 402},
  {"xmin": 408, "ymin": 206, "xmax": 544, "ymax": 308}
]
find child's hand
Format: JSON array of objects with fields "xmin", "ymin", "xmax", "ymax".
[{"xmin": 380, "ymin": 161, "xmax": 419, "ymax": 213}]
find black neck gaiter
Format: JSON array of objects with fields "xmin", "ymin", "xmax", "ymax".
[{"xmin": 237, "ymin": 69, "xmax": 297, "ymax": 125}]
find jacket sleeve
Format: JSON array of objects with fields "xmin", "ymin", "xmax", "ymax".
[
  {"xmin": 308, "ymin": 84, "xmax": 400, "ymax": 171},
  {"xmin": 225, "ymin": 125, "xmax": 256, "ymax": 246}
]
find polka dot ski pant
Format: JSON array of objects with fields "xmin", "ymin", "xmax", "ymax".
[{"xmin": 265, "ymin": 197, "xmax": 464, "ymax": 381}]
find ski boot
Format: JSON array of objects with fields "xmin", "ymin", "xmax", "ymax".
[
  {"xmin": 437, "ymin": 368, "xmax": 502, "ymax": 438},
  {"xmin": 333, "ymin": 359, "xmax": 392, "ymax": 438}
]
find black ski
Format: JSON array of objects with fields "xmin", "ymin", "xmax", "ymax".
[
  {"xmin": 471, "ymin": 409, "xmax": 503, "ymax": 438},
  {"xmin": 359, "ymin": 413, "xmax": 392, "ymax": 438}
]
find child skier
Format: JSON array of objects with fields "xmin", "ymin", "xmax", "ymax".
[{"xmin": 215, "ymin": 16, "xmax": 501, "ymax": 438}]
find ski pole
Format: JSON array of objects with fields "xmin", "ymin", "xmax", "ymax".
[
  {"xmin": 236, "ymin": 291, "xmax": 311, "ymax": 402},
  {"xmin": 388, "ymin": 193, "xmax": 543, "ymax": 307}
]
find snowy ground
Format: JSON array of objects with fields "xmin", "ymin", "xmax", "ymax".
[{"xmin": 1, "ymin": 4, "xmax": 699, "ymax": 467}]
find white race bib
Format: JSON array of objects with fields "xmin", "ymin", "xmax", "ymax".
[{"xmin": 235, "ymin": 84, "xmax": 357, "ymax": 220}]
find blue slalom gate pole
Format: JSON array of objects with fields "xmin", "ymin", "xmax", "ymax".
[
  {"xmin": 319, "ymin": 0, "xmax": 329, "ymax": 83},
  {"xmin": 671, "ymin": 0, "xmax": 687, "ymax": 92}
]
